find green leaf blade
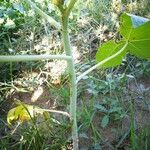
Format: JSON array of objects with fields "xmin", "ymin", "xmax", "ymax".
[
  {"xmin": 95, "ymin": 13, "xmax": 150, "ymax": 70},
  {"xmin": 120, "ymin": 13, "xmax": 150, "ymax": 60},
  {"xmin": 128, "ymin": 21, "xmax": 150, "ymax": 59},
  {"xmin": 129, "ymin": 21, "xmax": 150, "ymax": 40},
  {"xmin": 120, "ymin": 13, "xmax": 133, "ymax": 39},
  {"xmin": 127, "ymin": 41, "xmax": 150, "ymax": 59},
  {"xmin": 101, "ymin": 115, "xmax": 109, "ymax": 128},
  {"xmin": 96, "ymin": 41, "xmax": 127, "ymax": 68}
]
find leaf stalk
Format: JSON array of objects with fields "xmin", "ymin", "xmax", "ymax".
[
  {"xmin": 76, "ymin": 42, "xmax": 128, "ymax": 83},
  {"xmin": 0, "ymin": 54, "xmax": 72, "ymax": 62}
]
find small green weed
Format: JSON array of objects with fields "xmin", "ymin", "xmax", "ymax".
[{"xmin": 95, "ymin": 97, "xmax": 126, "ymax": 128}]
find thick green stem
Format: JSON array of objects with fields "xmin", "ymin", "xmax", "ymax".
[
  {"xmin": 0, "ymin": 54, "xmax": 71, "ymax": 62},
  {"xmin": 60, "ymin": 1, "xmax": 78, "ymax": 149},
  {"xmin": 61, "ymin": 12, "xmax": 78, "ymax": 150}
]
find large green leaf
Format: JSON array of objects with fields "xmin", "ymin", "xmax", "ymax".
[
  {"xmin": 120, "ymin": 13, "xmax": 150, "ymax": 59},
  {"xmin": 96, "ymin": 13, "xmax": 150, "ymax": 69},
  {"xmin": 96, "ymin": 41, "xmax": 127, "ymax": 68},
  {"xmin": 120, "ymin": 13, "xmax": 150, "ymax": 38}
]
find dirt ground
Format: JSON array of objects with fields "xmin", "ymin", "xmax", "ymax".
[{"xmin": 1, "ymin": 75, "xmax": 148, "ymax": 149}]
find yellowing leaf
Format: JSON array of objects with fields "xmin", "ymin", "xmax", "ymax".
[
  {"xmin": 7, "ymin": 108, "xmax": 18, "ymax": 125},
  {"xmin": 7, "ymin": 104, "xmax": 44, "ymax": 125}
]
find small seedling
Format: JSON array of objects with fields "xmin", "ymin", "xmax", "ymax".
[{"xmin": 95, "ymin": 97, "xmax": 126, "ymax": 128}]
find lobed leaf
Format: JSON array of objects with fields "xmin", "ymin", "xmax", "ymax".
[
  {"xmin": 120, "ymin": 13, "xmax": 150, "ymax": 59},
  {"xmin": 96, "ymin": 13, "xmax": 150, "ymax": 69}
]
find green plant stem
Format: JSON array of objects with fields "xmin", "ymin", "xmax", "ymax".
[
  {"xmin": 62, "ymin": 19, "xmax": 78, "ymax": 150},
  {"xmin": 130, "ymin": 100, "xmax": 136, "ymax": 149},
  {"xmin": 25, "ymin": 0, "xmax": 61, "ymax": 29},
  {"xmin": 66, "ymin": 0, "xmax": 77, "ymax": 16},
  {"xmin": 76, "ymin": 42, "xmax": 128, "ymax": 83},
  {"xmin": 0, "ymin": 54, "xmax": 72, "ymax": 62},
  {"xmin": 61, "ymin": 2, "xmax": 78, "ymax": 150}
]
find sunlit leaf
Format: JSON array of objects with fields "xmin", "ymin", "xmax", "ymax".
[
  {"xmin": 96, "ymin": 13, "xmax": 150, "ymax": 69},
  {"xmin": 7, "ymin": 107, "xmax": 18, "ymax": 125},
  {"xmin": 7, "ymin": 104, "xmax": 44, "ymax": 125},
  {"xmin": 120, "ymin": 13, "xmax": 150, "ymax": 59},
  {"xmin": 96, "ymin": 41, "xmax": 127, "ymax": 68}
]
